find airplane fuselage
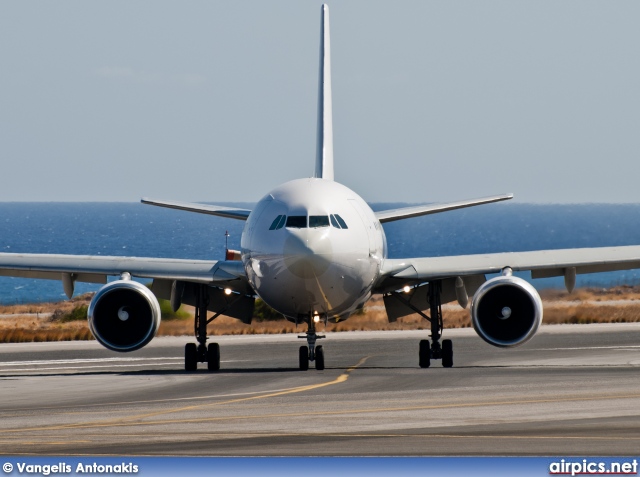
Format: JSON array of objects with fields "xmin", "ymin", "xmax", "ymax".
[{"xmin": 241, "ymin": 178, "xmax": 387, "ymax": 322}]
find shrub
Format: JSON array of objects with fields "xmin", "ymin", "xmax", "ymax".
[
  {"xmin": 57, "ymin": 305, "xmax": 89, "ymax": 323},
  {"xmin": 253, "ymin": 299, "xmax": 284, "ymax": 322},
  {"xmin": 158, "ymin": 298, "xmax": 190, "ymax": 320}
]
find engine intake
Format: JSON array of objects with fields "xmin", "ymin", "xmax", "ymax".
[
  {"xmin": 470, "ymin": 275, "xmax": 542, "ymax": 347},
  {"xmin": 88, "ymin": 280, "xmax": 161, "ymax": 352}
]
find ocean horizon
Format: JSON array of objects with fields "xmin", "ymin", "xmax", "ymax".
[{"xmin": 2, "ymin": 202, "xmax": 640, "ymax": 304}]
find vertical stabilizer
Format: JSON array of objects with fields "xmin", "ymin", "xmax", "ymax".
[{"xmin": 315, "ymin": 4, "xmax": 334, "ymax": 181}]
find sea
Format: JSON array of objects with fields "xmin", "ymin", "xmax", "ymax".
[{"xmin": 2, "ymin": 202, "xmax": 640, "ymax": 304}]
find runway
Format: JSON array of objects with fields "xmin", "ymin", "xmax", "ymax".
[{"xmin": 1, "ymin": 324, "xmax": 640, "ymax": 456}]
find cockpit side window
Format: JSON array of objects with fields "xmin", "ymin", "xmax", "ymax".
[
  {"xmin": 309, "ymin": 216, "xmax": 329, "ymax": 228},
  {"xmin": 286, "ymin": 215, "xmax": 307, "ymax": 228},
  {"xmin": 335, "ymin": 214, "xmax": 348, "ymax": 229},
  {"xmin": 269, "ymin": 215, "xmax": 288, "ymax": 230},
  {"xmin": 269, "ymin": 215, "xmax": 283, "ymax": 230},
  {"xmin": 332, "ymin": 214, "xmax": 348, "ymax": 229}
]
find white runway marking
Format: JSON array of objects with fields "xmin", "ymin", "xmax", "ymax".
[
  {"xmin": 531, "ymin": 345, "xmax": 640, "ymax": 351},
  {"xmin": 0, "ymin": 357, "xmax": 182, "ymax": 366},
  {"xmin": 2, "ymin": 363, "xmax": 181, "ymax": 372},
  {"xmin": 0, "ymin": 357, "xmax": 245, "ymax": 373},
  {"xmin": 0, "ymin": 357, "xmax": 247, "ymax": 373}
]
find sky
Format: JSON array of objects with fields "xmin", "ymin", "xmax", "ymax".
[{"xmin": 1, "ymin": 1, "xmax": 639, "ymax": 204}]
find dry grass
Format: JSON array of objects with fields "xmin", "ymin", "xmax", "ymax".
[
  {"xmin": 0, "ymin": 316, "xmax": 93, "ymax": 343},
  {"xmin": 543, "ymin": 304, "xmax": 640, "ymax": 325},
  {"xmin": 539, "ymin": 284, "xmax": 640, "ymax": 302},
  {"xmin": 2, "ymin": 286, "xmax": 640, "ymax": 343},
  {"xmin": 0, "ymin": 293, "xmax": 92, "ymax": 316}
]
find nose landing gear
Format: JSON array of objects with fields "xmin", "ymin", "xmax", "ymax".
[{"xmin": 298, "ymin": 315, "xmax": 325, "ymax": 370}]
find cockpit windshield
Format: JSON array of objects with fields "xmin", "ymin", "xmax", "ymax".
[
  {"xmin": 309, "ymin": 216, "xmax": 330, "ymax": 228},
  {"xmin": 270, "ymin": 214, "xmax": 346, "ymax": 230},
  {"xmin": 285, "ymin": 216, "xmax": 307, "ymax": 228}
]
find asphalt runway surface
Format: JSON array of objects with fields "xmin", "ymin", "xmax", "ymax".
[{"xmin": 1, "ymin": 324, "xmax": 640, "ymax": 456}]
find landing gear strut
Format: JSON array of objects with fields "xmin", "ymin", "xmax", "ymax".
[
  {"xmin": 417, "ymin": 280, "xmax": 453, "ymax": 368},
  {"xmin": 298, "ymin": 315, "xmax": 325, "ymax": 371},
  {"xmin": 185, "ymin": 284, "xmax": 221, "ymax": 371}
]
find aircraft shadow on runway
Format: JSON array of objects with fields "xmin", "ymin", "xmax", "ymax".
[
  {"xmin": 1, "ymin": 362, "xmax": 625, "ymax": 379},
  {"xmin": 0, "ymin": 364, "xmax": 532, "ymax": 380}
]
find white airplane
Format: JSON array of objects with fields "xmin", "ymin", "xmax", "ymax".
[{"xmin": 2, "ymin": 5, "xmax": 640, "ymax": 371}]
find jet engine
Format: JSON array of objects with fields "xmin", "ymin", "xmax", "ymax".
[
  {"xmin": 470, "ymin": 275, "xmax": 542, "ymax": 347},
  {"xmin": 88, "ymin": 280, "xmax": 161, "ymax": 352}
]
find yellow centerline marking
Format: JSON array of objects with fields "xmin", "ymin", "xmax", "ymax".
[
  {"xmin": 0, "ymin": 385, "xmax": 324, "ymax": 414},
  {"xmin": 0, "ymin": 356, "xmax": 369, "ymax": 434},
  {"xmin": 4, "ymin": 357, "xmax": 640, "ymax": 438},
  {"xmin": 128, "ymin": 355, "xmax": 369, "ymax": 421},
  {"xmin": 6, "ymin": 388, "xmax": 640, "ymax": 433},
  {"xmin": 43, "ymin": 390, "xmax": 640, "ymax": 430}
]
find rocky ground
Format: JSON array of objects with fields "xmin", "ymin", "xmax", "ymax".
[{"xmin": 1, "ymin": 285, "xmax": 640, "ymax": 343}]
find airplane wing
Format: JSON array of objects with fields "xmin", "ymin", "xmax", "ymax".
[
  {"xmin": 0, "ymin": 252, "xmax": 252, "ymax": 296},
  {"xmin": 376, "ymin": 245, "xmax": 640, "ymax": 293},
  {"xmin": 141, "ymin": 198, "xmax": 252, "ymax": 220},
  {"xmin": 374, "ymin": 193, "xmax": 513, "ymax": 223}
]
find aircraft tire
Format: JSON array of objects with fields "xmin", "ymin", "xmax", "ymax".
[
  {"xmin": 315, "ymin": 345, "xmax": 325, "ymax": 370},
  {"xmin": 185, "ymin": 343, "xmax": 198, "ymax": 371},
  {"xmin": 207, "ymin": 343, "xmax": 220, "ymax": 371},
  {"xmin": 442, "ymin": 339, "xmax": 453, "ymax": 368},
  {"xmin": 299, "ymin": 346, "xmax": 309, "ymax": 371},
  {"xmin": 419, "ymin": 340, "xmax": 431, "ymax": 368}
]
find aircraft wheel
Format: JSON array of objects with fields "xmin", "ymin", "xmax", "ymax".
[
  {"xmin": 185, "ymin": 343, "xmax": 198, "ymax": 371},
  {"xmin": 207, "ymin": 342, "xmax": 220, "ymax": 371},
  {"xmin": 419, "ymin": 340, "xmax": 431, "ymax": 368},
  {"xmin": 442, "ymin": 339, "xmax": 453, "ymax": 368},
  {"xmin": 315, "ymin": 345, "xmax": 325, "ymax": 370},
  {"xmin": 299, "ymin": 345, "xmax": 309, "ymax": 371}
]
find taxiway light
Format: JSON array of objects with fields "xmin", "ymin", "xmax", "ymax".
[{"xmin": 224, "ymin": 288, "xmax": 232, "ymax": 295}]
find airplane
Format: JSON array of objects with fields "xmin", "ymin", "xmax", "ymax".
[{"xmin": 2, "ymin": 4, "xmax": 640, "ymax": 372}]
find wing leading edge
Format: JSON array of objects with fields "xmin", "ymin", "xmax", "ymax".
[
  {"xmin": 376, "ymin": 244, "xmax": 640, "ymax": 293},
  {"xmin": 0, "ymin": 252, "xmax": 251, "ymax": 295},
  {"xmin": 375, "ymin": 194, "xmax": 513, "ymax": 223},
  {"xmin": 141, "ymin": 198, "xmax": 251, "ymax": 220}
]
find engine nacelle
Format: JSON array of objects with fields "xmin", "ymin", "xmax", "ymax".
[
  {"xmin": 470, "ymin": 275, "xmax": 543, "ymax": 347},
  {"xmin": 88, "ymin": 280, "xmax": 161, "ymax": 352}
]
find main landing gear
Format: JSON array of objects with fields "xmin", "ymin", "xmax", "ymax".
[
  {"xmin": 298, "ymin": 315, "xmax": 325, "ymax": 371},
  {"xmin": 185, "ymin": 284, "xmax": 221, "ymax": 371},
  {"xmin": 417, "ymin": 281, "xmax": 453, "ymax": 368}
]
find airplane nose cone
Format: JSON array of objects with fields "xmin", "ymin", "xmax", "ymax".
[{"xmin": 283, "ymin": 230, "xmax": 333, "ymax": 278}]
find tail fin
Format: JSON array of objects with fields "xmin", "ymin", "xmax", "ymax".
[{"xmin": 314, "ymin": 4, "xmax": 334, "ymax": 181}]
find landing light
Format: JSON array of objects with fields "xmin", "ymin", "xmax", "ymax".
[
  {"xmin": 224, "ymin": 288, "xmax": 232, "ymax": 295},
  {"xmin": 313, "ymin": 315, "xmax": 320, "ymax": 323},
  {"xmin": 403, "ymin": 286, "xmax": 411, "ymax": 294}
]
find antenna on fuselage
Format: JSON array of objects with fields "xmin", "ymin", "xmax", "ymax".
[
  {"xmin": 224, "ymin": 230, "xmax": 242, "ymax": 261},
  {"xmin": 314, "ymin": 4, "xmax": 334, "ymax": 181}
]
